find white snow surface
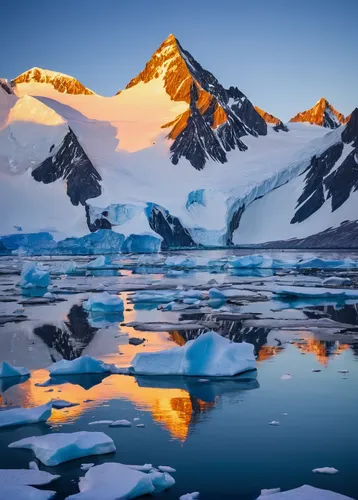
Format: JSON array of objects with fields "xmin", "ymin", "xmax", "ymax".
[
  {"xmin": 131, "ymin": 331, "xmax": 256, "ymax": 377},
  {"xmin": 0, "ymin": 402, "xmax": 52, "ymax": 428},
  {"xmin": 1, "ymin": 77, "xmax": 344, "ymax": 243},
  {"xmin": 0, "ymin": 361, "xmax": 30, "ymax": 378},
  {"xmin": 66, "ymin": 462, "xmax": 175, "ymax": 500},
  {"xmin": 256, "ymin": 485, "xmax": 353, "ymax": 499},
  {"xmin": 9, "ymin": 431, "xmax": 116, "ymax": 466}
]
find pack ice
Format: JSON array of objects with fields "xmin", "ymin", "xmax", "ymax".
[
  {"xmin": 67, "ymin": 462, "xmax": 175, "ymax": 500},
  {"xmin": 0, "ymin": 468, "xmax": 59, "ymax": 500},
  {"xmin": 256, "ymin": 484, "xmax": 354, "ymax": 499},
  {"xmin": 83, "ymin": 292, "xmax": 124, "ymax": 313},
  {"xmin": 130, "ymin": 331, "xmax": 256, "ymax": 377},
  {"xmin": 48, "ymin": 355, "xmax": 119, "ymax": 376},
  {"xmin": 9, "ymin": 431, "xmax": 116, "ymax": 466},
  {"xmin": 0, "ymin": 361, "xmax": 30, "ymax": 378},
  {"xmin": 87, "ymin": 255, "xmax": 116, "ymax": 270},
  {"xmin": 20, "ymin": 262, "xmax": 51, "ymax": 288},
  {"xmin": 273, "ymin": 286, "xmax": 358, "ymax": 300},
  {"xmin": 0, "ymin": 402, "xmax": 51, "ymax": 428}
]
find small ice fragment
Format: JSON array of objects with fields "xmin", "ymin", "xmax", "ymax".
[
  {"xmin": 133, "ymin": 418, "xmax": 140, "ymax": 421},
  {"xmin": 44, "ymin": 389, "xmax": 54, "ymax": 392},
  {"xmin": 180, "ymin": 493, "xmax": 200, "ymax": 500},
  {"xmin": 282, "ymin": 413, "xmax": 288, "ymax": 416},
  {"xmin": 51, "ymin": 399, "xmax": 79, "ymax": 409},
  {"xmin": 29, "ymin": 461, "xmax": 39, "ymax": 471},
  {"xmin": 88, "ymin": 420, "xmax": 113, "ymax": 425},
  {"xmin": 136, "ymin": 424, "xmax": 145, "ymax": 428},
  {"xmin": 338, "ymin": 370, "xmax": 349, "ymax": 374},
  {"xmin": 280, "ymin": 374, "xmax": 292, "ymax": 380},
  {"xmin": 313, "ymin": 467, "xmax": 339, "ymax": 475},
  {"xmin": 83, "ymin": 292, "xmax": 124, "ymax": 313},
  {"xmin": 269, "ymin": 421, "xmax": 280, "ymax": 426},
  {"xmin": 80, "ymin": 463, "xmax": 94, "ymax": 471},
  {"xmin": 312, "ymin": 369, "xmax": 321, "ymax": 372},
  {"xmin": 198, "ymin": 379, "xmax": 209, "ymax": 383},
  {"xmin": 110, "ymin": 419, "xmax": 132, "ymax": 427},
  {"xmin": 158, "ymin": 465, "xmax": 176, "ymax": 473}
]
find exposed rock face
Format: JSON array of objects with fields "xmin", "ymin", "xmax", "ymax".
[
  {"xmin": 146, "ymin": 203, "xmax": 196, "ymax": 249},
  {"xmin": 289, "ymin": 98, "xmax": 346, "ymax": 128},
  {"xmin": 32, "ymin": 128, "xmax": 101, "ymax": 206},
  {"xmin": 0, "ymin": 78, "xmax": 14, "ymax": 95},
  {"xmin": 254, "ymin": 106, "xmax": 281, "ymax": 125},
  {"xmin": 125, "ymin": 34, "xmax": 267, "ymax": 170},
  {"xmin": 13, "ymin": 67, "xmax": 95, "ymax": 95}
]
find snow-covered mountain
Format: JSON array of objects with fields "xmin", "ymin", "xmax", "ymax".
[
  {"xmin": 0, "ymin": 35, "xmax": 356, "ymax": 250},
  {"xmin": 289, "ymin": 98, "xmax": 346, "ymax": 129},
  {"xmin": 13, "ymin": 67, "xmax": 95, "ymax": 95}
]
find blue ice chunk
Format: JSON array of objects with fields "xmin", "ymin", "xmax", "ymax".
[
  {"xmin": 0, "ymin": 362, "xmax": 30, "ymax": 378},
  {"xmin": 20, "ymin": 263, "xmax": 51, "ymax": 289},
  {"xmin": 186, "ymin": 189, "xmax": 206, "ymax": 209},
  {"xmin": 83, "ymin": 292, "xmax": 124, "ymax": 313},
  {"xmin": 121, "ymin": 233, "xmax": 162, "ymax": 253},
  {"xmin": 0, "ymin": 232, "xmax": 56, "ymax": 253},
  {"xmin": 0, "ymin": 403, "xmax": 52, "ymax": 428},
  {"xmin": 56, "ymin": 230, "xmax": 125, "ymax": 255}
]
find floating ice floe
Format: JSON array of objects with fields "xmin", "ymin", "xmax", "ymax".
[
  {"xmin": 83, "ymin": 292, "xmax": 124, "ymax": 313},
  {"xmin": 313, "ymin": 467, "xmax": 339, "ymax": 474},
  {"xmin": 269, "ymin": 421, "xmax": 280, "ymax": 426},
  {"xmin": 164, "ymin": 256, "xmax": 197, "ymax": 268},
  {"xmin": 66, "ymin": 462, "xmax": 175, "ymax": 499},
  {"xmin": 227, "ymin": 255, "xmax": 275, "ymax": 269},
  {"xmin": 180, "ymin": 493, "xmax": 200, "ymax": 500},
  {"xmin": 158, "ymin": 465, "xmax": 176, "ymax": 473},
  {"xmin": 51, "ymin": 399, "xmax": 79, "ymax": 409},
  {"xmin": 0, "ymin": 361, "xmax": 30, "ymax": 378},
  {"xmin": 88, "ymin": 420, "xmax": 114, "ymax": 425},
  {"xmin": 208, "ymin": 287, "xmax": 258, "ymax": 299},
  {"xmin": 48, "ymin": 355, "xmax": 121, "ymax": 376},
  {"xmin": 322, "ymin": 277, "xmax": 351, "ymax": 286},
  {"xmin": 9, "ymin": 431, "xmax": 116, "ymax": 466},
  {"xmin": 20, "ymin": 262, "xmax": 51, "ymax": 289},
  {"xmin": 167, "ymin": 269, "xmax": 185, "ymax": 276},
  {"xmin": 87, "ymin": 255, "xmax": 119, "ymax": 270},
  {"xmin": 280, "ymin": 374, "xmax": 293, "ymax": 380},
  {"xmin": 110, "ymin": 419, "xmax": 132, "ymax": 427},
  {"xmin": 273, "ymin": 286, "xmax": 358, "ymax": 300},
  {"xmin": 256, "ymin": 484, "xmax": 353, "ymax": 499},
  {"xmin": 121, "ymin": 233, "xmax": 162, "ymax": 253},
  {"xmin": 29, "ymin": 461, "xmax": 39, "ymax": 470},
  {"xmin": 131, "ymin": 290, "xmax": 179, "ymax": 303},
  {"xmin": 130, "ymin": 331, "xmax": 256, "ymax": 377},
  {"xmin": 81, "ymin": 463, "xmax": 94, "ymax": 471},
  {"xmin": 0, "ymin": 468, "xmax": 59, "ymax": 500},
  {"xmin": 0, "ymin": 402, "xmax": 52, "ymax": 428},
  {"xmin": 51, "ymin": 260, "xmax": 78, "ymax": 275},
  {"xmin": 295, "ymin": 258, "xmax": 357, "ymax": 269},
  {"xmin": 260, "ymin": 488, "xmax": 281, "ymax": 496}
]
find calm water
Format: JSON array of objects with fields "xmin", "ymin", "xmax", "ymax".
[{"xmin": 0, "ymin": 249, "xmax": 358, "ymax": 499}]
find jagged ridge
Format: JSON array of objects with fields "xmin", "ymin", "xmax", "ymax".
[
  {"xmin": 289, "ymin": 98, "xmax": 346, "ymax": 129},
  {"xmin": 13, "ymin": 67, "xmax": 95, "ymax": 95}
]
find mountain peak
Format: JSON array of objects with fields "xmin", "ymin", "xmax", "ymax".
[
  {"xmin": 289, "ymin": 98, "xmax": 345, "ymax": 129},
  {"xmin": 13, "ymin": 67, "xmax": 95, "ymax": 96}
]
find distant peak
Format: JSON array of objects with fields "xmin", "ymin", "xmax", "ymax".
[
  {"xmin": 289, "ymin": 98, "xmax": 346, "ymax": 129},
  {"xmin": 13, "ymin": 67, "xmax": 95, "ymax": 95},
  {"xmin": 254, "ymin": 106, "xmax": 281, "ymax": 125}
]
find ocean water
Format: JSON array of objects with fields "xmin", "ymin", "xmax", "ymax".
[{"xmin": 0, "ymin": 249, "xmax": 358, "ymax": 499}]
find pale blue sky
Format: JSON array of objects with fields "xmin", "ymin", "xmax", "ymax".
[{"xmin": 1, "ymin": 0, "xmax": 357, "ymax": 120}]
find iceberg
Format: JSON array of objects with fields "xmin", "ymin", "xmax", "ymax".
[
  {"xmin": 83, "ymin": 292, "xmax": 124, "ymax": 313},
  {"xmin": 56, "ymin": 230, "xmax": 125, "ymax": 255},
  {"xmin": 0, "ymin": 361, "xmax": 30, "ymax": 378},
  {"xmin": 312, "ymin": 467, "xmax": 339, "ymax": 474},
  {"xmin": 227, "ymin": 254, "xmax": 274, "ymax": 268},
  {"xmin": 322, "ymin": 277, "xmax": 351, "ymax": 286},
  {"xmin": 0, "ymin": 468, "xmax": 59, "ymax": 500},
  {"xmin": 130, "ymin": 331, "xmax": 256, "ymax": 377},
  {"xmin": 109, "ymin": 419, "xmax": 132, "ymax": 427},
  {"xmin": 295, "ymin": 258, "xmax": 357, "ymax": 269},
  {"xmin": 180, "ymin": 493, "xmax": 200, "ymax": 500},
  {"xmin": 121, "ymin": 232, "xmax": 162, "ymax": 253},
  {"xmin": 0, "ymin": 232, "xmax": 56, "ymax": 253},
  {"xmin": 208, "ymin": 287, "xmax": 258, "ymax": 299},
  {"xmin": 67, "ymin": 462, "xmax": 175, "ymax": 500},
  {"xmin": 51, "ymin": 260, "xmax": 78, "ymax": 275},
  {"xmin": 20, "ymin": 262, "xmax": 51, "ymax": 289},
  {"xmin": 0, "ymin": 402, "xmax": 52, "ymax": 428},
  {"xmin": 131, "ymin": 290, "xmax": 179, "ymax": 303},
  {"xmin": 50, "ymin": 399, "xmax": 79, "ymax": 409},
  {"xmin": 256, "ymin": 485, "xmax": 353, "ymax": 499},
  {"xmin": 48, "ymin": 355, "xmax": 119, "ymax": 376},
  {"xmin": 9, "ymin": 431, "xmax": 116, "ymax": 466},
  {"xmin": 273, "ymin": 286, "xmax": 358, "ymax": 300}
]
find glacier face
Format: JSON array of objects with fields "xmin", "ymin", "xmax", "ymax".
[{"xmin": 0, "ymin": 34, "xmax": 357, "ymax": 251}]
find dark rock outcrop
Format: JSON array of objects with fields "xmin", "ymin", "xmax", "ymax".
[
  {"xmin": 289, "ymin": 98, "xmax": 346, "ymax": 128},
  {"xmin": 146, "ymin": 203, "xmax": 196, "ymax": 249},
  {"xmin": 32, "ymin": 127, "xmax": 101, "ymax": 206}
]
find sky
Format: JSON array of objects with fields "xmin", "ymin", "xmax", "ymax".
[{"xmin": 1, "ymin": 0, "xmax": 357, "ymax": 121}]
